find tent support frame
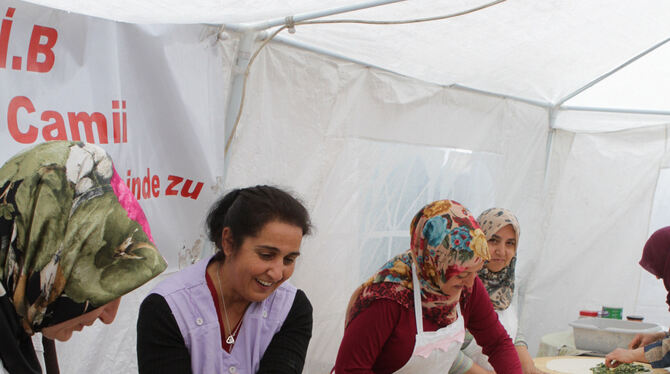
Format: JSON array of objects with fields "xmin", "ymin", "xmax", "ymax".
[
  {"xmin": 220, "ymin": 0, "xmax": 406, "ymax": 33},
  {"xmin": 222, "ymin": 0, "xmax": 407, "ymax": 165},
  {"xmin": 559, "ymin": 105, "xmax": 670, "ymax": 117},
  {"xmin": 274, "ymin": 35, "xmax": 555, "ymax": 109},
  {"xmin": 556, "ymin": 37, "xmax": 670, "ymax": 107}
]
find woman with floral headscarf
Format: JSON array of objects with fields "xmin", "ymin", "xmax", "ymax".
[
  {"xmin": 0, "ymin": 141, "xmax": 167, "ymax": 374},
  {"xmin": 605, "ymin": 226, "xmax": 670, "ymax": 369},
  {"xmin": 459, "ymin": 208, "xmax": 545, "ymax": 374},
  {"xmin": 332, "ymin": 200, "xmax": 521, "ymax": 374}
]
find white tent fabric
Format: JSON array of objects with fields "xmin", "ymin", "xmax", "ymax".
[
  {"xmin": 224, "ymin": 43, "xmax": 549, "ymax": 372},
  {"xmin": 21, "ymin": 0, "xmax": 670, "ymax": 107},
  {"xmin": 3, "ymin": 0, "xmax": 670, "ymax": 373}
]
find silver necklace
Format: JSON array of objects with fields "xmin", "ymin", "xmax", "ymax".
[{"xmin": 216, "ymin": 263, "xmax": 240, "ymax": 346}]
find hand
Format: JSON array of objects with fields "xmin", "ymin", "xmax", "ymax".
[
  {"xmin": 628, "ymin": 332, "xmax": 666, "ymax": 349},
  {"xmin": 465, "ymin": 363, "xmax": 495, "ymax": 374},
  {"xmin": 521, "ymin": 363, "xmax": 547, "ymax": 374},
  {"xmin": 516, "ymin": 344, "xmax": 548, "ymax": 374},
  {"xmin": 605, "ymin": 347, "xmax": 645, "ymax": 368}
]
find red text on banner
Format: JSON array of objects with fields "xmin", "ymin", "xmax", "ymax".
[
  {"xmin": 125, "ymin": 169, "xmax": 205, "ymax": 201},
  {"xmin": 6, "ymin": 96, "xmax": 129, "ymax": 144},
  {"xmin": 1, "ymin": 7, "xmax": 58, "ymax": 73}
]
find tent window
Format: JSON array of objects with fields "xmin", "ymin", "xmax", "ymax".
[{"xmin": 354, "ymin": 141, "xmax": 501, "ymax": 279}]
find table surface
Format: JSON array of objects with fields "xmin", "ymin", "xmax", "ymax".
[{"xmin": 534, "ymin": 356, "xmax": 669, "ymax": 373}]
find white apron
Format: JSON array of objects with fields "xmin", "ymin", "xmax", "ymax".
[
  {"xmin": 461, "ymin": 304, "xmax": 518, "ymax": 370},
  {"xmin": 395, "ymin": 263, "xmax": 465, "ymax": 374}
]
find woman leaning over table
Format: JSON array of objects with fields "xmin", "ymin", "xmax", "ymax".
[
  {"xmin": 332, "ymin": 200, "xmax": 522, "ymax": 374},
  {"xmin": 457, "ymin": 208, "xmax": 546, "ymax": 374},
  {"xmin": 0, "ymin": 141, "xmax": 167, "ymax": 374},
  {"xmin": 605, "ymin": 226, "xmax": 670, "ymax": 369},
  {"xmin": 137, "ymin": 185, "xmax": 313, "ymax": 374}
]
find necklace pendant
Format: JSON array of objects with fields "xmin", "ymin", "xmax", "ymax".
[{"xmin": 226, "ymin": 335, "xmax": 235, "ymax": 345}]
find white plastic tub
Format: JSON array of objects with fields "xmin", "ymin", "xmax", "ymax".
[{"xmin": 569, "ymin": 317, "xmax": 663, "ymax": 353}]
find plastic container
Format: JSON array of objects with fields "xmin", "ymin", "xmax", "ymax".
[{"xmin": 569, "ymin": 317, "xmax": 663, "ymax": 353}]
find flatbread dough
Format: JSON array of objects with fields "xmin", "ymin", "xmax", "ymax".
[{"xmin": 545, "ymin": 358, "xmax": 604, "ymax": 374}]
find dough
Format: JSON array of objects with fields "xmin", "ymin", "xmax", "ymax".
[{"xmin": 545, "ymin": 358, "xmax": 604, "ymax": 374}]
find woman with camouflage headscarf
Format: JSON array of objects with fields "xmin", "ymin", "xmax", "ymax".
[
  {"xmin": 332, "ymin": 200, "xmax": 521, "ymax": 374},
  {"xmin": 0, "ymin": 141, "xmax": 166, "ymax": 374}
]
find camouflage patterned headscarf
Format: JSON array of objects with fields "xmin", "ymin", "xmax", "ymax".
[
  {"xmin": 346, "ymin": 200, "xmax": 490, "ymax": 327},
  {"xmin": 0, "ymin": 141, "xmax": 167, "ymax": 335}
]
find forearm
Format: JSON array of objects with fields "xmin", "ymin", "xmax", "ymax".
[
  {"xmin": 515, "ymin": 345, "xmax": 539, "ymax": 373},
  {"xmin": 631, "ymin": 347, "xmax": 646, "ymax": 363}
]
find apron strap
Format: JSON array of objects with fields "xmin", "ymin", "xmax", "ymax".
[{"xmin": 411, "ymin": 262, "xmax": 424, "ymax": 334}]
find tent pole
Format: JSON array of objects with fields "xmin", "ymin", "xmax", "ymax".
[
  {"xmin": 221, "ymin": 0, "xmax": 406, "ymax": 32},
  {"xmin": 543, "ymin": 108, "xmax": 557, "ymax": 189},
  {"xmin": 555, "ymin": 37, "xmax": 670, "ymax": 107},
  {"xmin": 560, "ymin": 105, "xmax": 670, "ymax": 117}
]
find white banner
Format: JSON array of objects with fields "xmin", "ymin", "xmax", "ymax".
[{"xmin": 0, "ymin": 0, "xmax": 230, "ymax": 271}]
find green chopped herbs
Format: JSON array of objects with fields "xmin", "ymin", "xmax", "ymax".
[{"xmin": 589, "ymin": 362, "xmax": 650, "ymax": 373}]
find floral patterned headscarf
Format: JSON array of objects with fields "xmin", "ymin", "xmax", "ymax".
[
  {"xmin": 346, "ymin": 200, "xmax": 490, "ymax": 327},
  {"xmin": 639, "ymin": 226, "xmax": 670, "ymax": 311},
  {"xmin": 476, "ymin": 208, "xmax": 520, "ymax": 311},
  {"xmin": 0, "ymin": 141, "xmax": 167, "ymax": 373}
]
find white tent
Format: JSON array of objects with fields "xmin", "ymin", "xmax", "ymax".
[{"xmin": 2, "ymin": 0, "xmax": 670, "ymax": 372}]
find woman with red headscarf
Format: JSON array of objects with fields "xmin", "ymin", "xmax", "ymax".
[
  {"xmin": 332, "ymin": 200, "xmax": 521, "ymax": 374},
  {"xmin": 605, "ymin": 226, "xmax": 670, "ymax": 369}
]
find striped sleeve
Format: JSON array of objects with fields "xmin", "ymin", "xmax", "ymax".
[
  {"xmin": 449, "ymin": 351, "xmax": 474, "ymax": 374},
  {"xmin": 514, "ymin": 331, "xmax": 528, "ymax": 348},
  {"xmin": 644, "ymin": 337, "xmax": 670, "ymax": 368}
]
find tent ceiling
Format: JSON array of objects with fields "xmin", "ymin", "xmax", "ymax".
[
  {"xmin": 280, "ymin": 0, "xmax": 670, "ymax": 107},
  {"xmin": 564, "ymin": 43, "xmax": 670, "ymax": 112},
  {"xmin": 22, "ymin": 0, "xmax": 670, "ymax": 110}
]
